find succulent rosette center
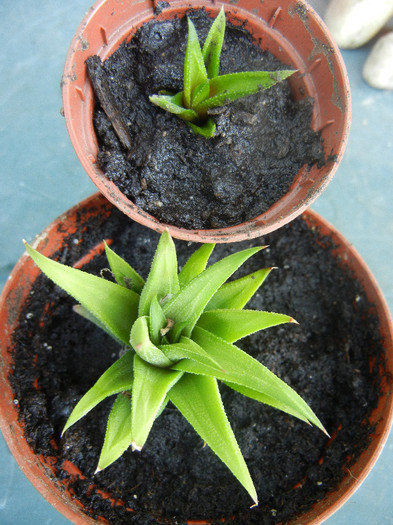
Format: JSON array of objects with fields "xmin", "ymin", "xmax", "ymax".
[{"xmin": 25, "ymin": 229, "xmax": 326, "ymax": 505}]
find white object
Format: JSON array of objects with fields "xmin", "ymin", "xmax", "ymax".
[
  {"xmin": 324, "ymin": 0, "xmax": 393, "ymax": 49},
  {"xmin": 363, "ymin": 31, "xmax": 393, "ymax": 89}
]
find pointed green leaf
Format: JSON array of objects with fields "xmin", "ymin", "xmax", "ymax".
[
  {"xmin": 131, "ymin": 355, "xmax": 183, "ymax": 450},
  {"xmin": 206, "ymin": 268, "xmax": 272, "ymax": 311},
  {"xmin": 156, "ymin": 396, "xmax": 169, "ymax": 419},
  {"xmin": 130, "ymin": 316, "xmax": 173, "ymax": 367},
  {"xmin": 163, "ymin": 338, "xmax": 311, "ymax": 424},
  {"xmin": 202, "ymin": 7, "xmax": 226, "ymax": 78},
  {"xmin": 62, "ymin": 350, "xmax": 134, "ymax": 434},
  {"xmin": 104, "ymin": 242, "xmax": 144, "ymax": 293},
  {"xmin": 73, "ymin": 304, "xmax": 126, "ymax": 346},
  {"xmin": 168, "ymin": 374, "xmax": 258, "ymax": 504},
  {"xmin": 169, "ymin": 320, "xmax": 189, "ymax": 343},
  {"xmin": 25, "ymin": 242, "xmax": 139, "ymax": 346},
  {"xmin": 149, "ymin": 93, "xmax": 199, "ymax": 122},
  {"xmin": 163, "ymin": 246, "xmax": 262, "ymax": 338},
  {"xmin": 197, "ymin": 309, "xmax": 294, "ymax": 342},
  {"xmin": 222, "ymin": 382, "xmax": 310, "ymax": 424},
  {"xmin": 174, "ymin": 359, "xmax": 321, "ymax": 429},
  {"xmin": 178, "ymin": 243, "xmax": 215, "ymax": 288},
  {"xmin": 138, "ymin": 231, "xmax": 179, "ymax": 317},
  {"xmin": 149, "ymin": 295, "xmax": 168, "ymax": 346},
  {"xmin": 184, "ymin": 18, "xmax": 208, "ymax": 108},
  {"xmin": 191, "ymin": 80, "xmax": 210, "ymax": 108},
  {"xmin": 172, "ymin": 327, "xmax": 325, "ymax": 431},
  {"xmin": 196, "ymin": 70, "xmax": 295, "ymax": 112},
  {"xmin": 187, "ymin": 118, "xmax": 216, "ymax": 138},
  {"xmin": 97, "ymin": 392, "xmax": 132, "ymax": 472},
  {"xmin": 160, "ymin": 336, "xmax": 223, "ymax": 370}
]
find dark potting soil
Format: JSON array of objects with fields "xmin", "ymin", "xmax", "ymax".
[
  {"xmin": 89, "ymin": 10, "xmax": 326, "ymax": 230},
  {"xmin": 10, "ymin": 205, "xmax": 385, "ymax": 524}
]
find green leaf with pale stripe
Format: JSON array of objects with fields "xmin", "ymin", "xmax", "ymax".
[
  {"xmin": 73, "ymin": 304, "xmax": 125, "ymax": 346},
  {"xmin": 149, "ymin": 295, "xmax": 168, "ymax": 346},
  {"xmin": 138, "ymin": 230, "xmax": 179, "ymax": 317},
  {"xmin": 202, "ymin": 7, "xmax": 226, "ymax": 78},
  {"xmin": 104, "ymin": 242, "xmax": 144, "ymax": 293},
  {"xmin": 149, "ymin": 10, "xmax": 296, "ymax": 139},
  {"xmin": 206, "ymin": 268, "xmax": 272, "ymax": 311},
  {"xmin": 149, "ymin": 93, "xmax": 199, "ymax": 122},
  {"xmin": 223, "ymin": 382, "xmax": 310, "ymax": 424},
  {"xmin": 173, "ymin": 359, "xmax": 319, "ymax": 428},
  {"xmin": 97, "ymin": 393, "xmax": 132, "ymax": 472},
  {"xmin": 191, "ymin": 80, "xmax": 210, "ymax": 108},
  {"xmin": 168, "ymin": 374, "xmax": 258, "ymax": 505},
  {"xmin": 130, "ymin": 316, "xmax": 173, "ymax": 367},
  {"xmin": 131, "ymin": 355, "xmax": 183, "ymax": 451},
  {"xmin": 196, "ymin": 70, "xmax": 295, "ymax": 112},
  {"xmin": 197, "ymin": 309, "xmax": 294, "ymax": 342},
  {"xmin": 163, "ymin": 246, "xmax": 262, "ymax": 339},
  {"xmin": 160, "ymin": 336, "xmax": 223, "ymax": 370},
  {"xmin": 25, "ymin": 242, "xmax": 139, "ymax": 346},
  {"xmin": 184, "ymin": 18, "xmax": 208, "ymax": 108},
  {"xmin": 178, "ymin": 243, "xmax": 215, "ymax": 288},
  {"xmin": 173, "ymin": 327, "xmax": 325, "ymax": 431},
  {"xmin": 62, "ymin": 350, "xmax": 134, "ymax": 435}
]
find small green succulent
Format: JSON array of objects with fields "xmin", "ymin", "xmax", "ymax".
[
  {"xmin": 25, "ymin": 231, "xmax": 325, "ymax": 504},
  {"xmin": 149, "ymin": 8, "xmax": 295, "ymax": 138}
]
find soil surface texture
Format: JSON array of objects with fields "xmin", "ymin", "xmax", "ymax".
[
  {"xmin": 10, "ymin": 206, "xmax": 384, "ymax": 524},
  {"xmin": 90, "ymin": 9, "xmax": 326, "ymax": 230}
]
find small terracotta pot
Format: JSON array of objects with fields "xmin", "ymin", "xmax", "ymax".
[
  {"xmin": 0, "ymin": 193, "xmax": 392, "ymax": 524},
  {"xmin": 62, "ymin": 0, "xmax": 351, "ymax": 243}
]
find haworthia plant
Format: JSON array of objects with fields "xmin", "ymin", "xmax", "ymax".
[
  {"xmin": 149, "ymin": 8, "xmax": 295, "ymax": 138},
  {"xmin": 25, "ymin": 231, "xmax": 326, "ymax": 505}
]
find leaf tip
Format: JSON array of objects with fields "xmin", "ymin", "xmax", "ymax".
[
  {"xmin": 187, "ymin": 15, "xmax": 195, "ymax": 32},
  {"xmin": 321, "ymin": 425, "xmax": 331, "ymax": 438},
  {"xmin": 132, "ymin": 442, "xmax": 143, "ymax": 452},
  {"xmin": 94, "ymin": 466, "xmax": 102, "ymax": 475},
  {"xmin": 250, "ymin": 499, "xmax": 259, "ymax": 508},
  {"xmin": 289, "ymin": 317, "xmax": 299, "ymax": 325},
  {"xmin": 61, "ymin": 424, "xmax": 69, "ymax": 438}
]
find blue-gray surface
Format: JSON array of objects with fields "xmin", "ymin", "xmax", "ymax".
[{"xmin": 0, "ymin": 1, "xmax": 392, "ymax": 524}]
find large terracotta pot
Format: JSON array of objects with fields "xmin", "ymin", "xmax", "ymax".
[
  {"xmin": 62, "ymin": 0, "xmax": 351, "ymax": 243},
  {"xmin": 0, "ymin": 193, "xmax": 391, "ymax": 524}
]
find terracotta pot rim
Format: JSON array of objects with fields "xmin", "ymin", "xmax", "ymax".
[
  {"xmin": 297, "ymin": 209, "xmax": 393, "ymax": 523},
  {"xmin": 62, "ymin": 0, "xmax": 351, "ymax": 243},
  {"xmin": 0, "ymin": 193, "xmax": 392, "ymax": 524}
]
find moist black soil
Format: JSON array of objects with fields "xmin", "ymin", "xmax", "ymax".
[
  {"xmin": 90, "ymin": 10, "xmax": 326, "ymax": 230},
  {"xmin": 10, "ymin": 205, "xmax": 386, "ymax": 524}
]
